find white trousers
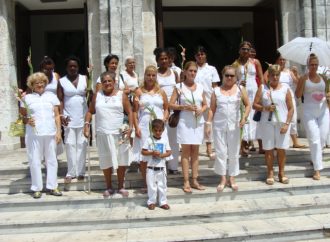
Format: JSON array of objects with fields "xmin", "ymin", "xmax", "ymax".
[
  {"xmin": 64, "ymin": 127, "xmax": 87, "ymax": 177},
  {"xmin": 166, "ymin": 124, "xmax": 180, "ymax": 171},
  {"xmin": 213, "ymin": 128, "xmax": 240, "ymax": 176},
  {"xmin": 303, "ymin": 105, "xmax": 329, "ymax": 171},
  {"xmin": 26, "ymin": 134, "xmax": 58, "ymax": 191},
  {"xmin": 147, "ymin": 168, "xmax": 167, "ymax": 206}
]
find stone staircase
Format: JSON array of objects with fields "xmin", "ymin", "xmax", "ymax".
[{"xmin": 0, "ymin": 145, "xmax": 330, "ymax": 241}]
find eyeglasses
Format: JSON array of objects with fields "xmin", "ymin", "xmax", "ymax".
[
  {"xmin": 241, "ymin": 48, "xmax": 250, "ymax": 51},
  {"xmin": 102, "ymin": 79, "xmax": 114, "ymax": 84},
  {"xmin": 224, "ymin": 74, "xmax": 235, "ymax": 78}
]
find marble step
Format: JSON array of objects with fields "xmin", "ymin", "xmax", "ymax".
[
  {"xmin": 0, "ymin": 209, "xmax": 329, "ymax": 241},
  {"xmin": 1, "ymin": 162, "xmax": 330, "ymax": 194},
  {"xmin": 1, "ymin": 177, "xmax": 330, "ymax": 212},
  {"xmin": 2, "ymin": 148, "xmax": 330, "ymax": 177}
]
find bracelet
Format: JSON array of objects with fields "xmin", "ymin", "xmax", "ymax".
[
  {"xmin": 84, "ymin": 122, "xmax": 90, "ymax": 125},
  {"xmin": 205, "ymin": 121, "xmax": 212, "ymax": 125},
  {"xmin": 284, "ymin": 122, "xmax": 290, "ymax": 125}
]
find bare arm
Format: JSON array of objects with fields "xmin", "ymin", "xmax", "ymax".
[
  {"xmin": 160, "ymin": 90, "xmax": 169, "ymax": 122},
  {"xmin": 255, "ymin": 59, "xmax": 264, "ymax": 85},
  {"xmin": 54, "ymin": 106, "xmax": 62, "ymax": 144},
  {"xmin": 280, "ymin": 89, "xmax": 294, "ymax": 134},
  {"xmin": 83, "ymin": 93, "xmax": 97, "ymax": 138},
  {"xmin": 295, "ymin": 75, "xmax": 307, "ymax": 98},
  {"xmin": 241, "ymin": 87, "xmax": 251, "ymax": 122}
]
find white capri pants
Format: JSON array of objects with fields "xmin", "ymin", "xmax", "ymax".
[
  {"xmin": 213, "ymin": 128, "xmax": 240, "ymax": 176},
  {"xmin": 64, "ymin": 127, "xmax": 87, "ymax": 177},
  {"xmin": 166, "ymin": 124, "xmax": 180, "ymax": 171},
  {"xmin": 147, "ymin": 168, "xmax": 168, "ymax": 206},
  {"xmin": 26, "ymin": 134, "xmax": 58, "ymax": 192},
  {"xmin": 259, "ymin": 122, "xmax": 291, "ymax": 150},
  {"xmin": 203, "ymin": 110, "xmax": 213, "ymax": 143},
  {"xmin": 303, "ymin": 105, "xmax": 329, "ymax": 171},
  {"xmin": 96, "ymin": 133, "xmax": 130, "ymax": 170}
]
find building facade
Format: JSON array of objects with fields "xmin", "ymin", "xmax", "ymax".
[{"xmin": 0, "ymin": 0, "xmax": 329, "ymax": 150}]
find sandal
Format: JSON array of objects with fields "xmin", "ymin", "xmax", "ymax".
[
  {"xmin": 182, "ymin": 186, "xmax": 192, "ymax": 193},
  {"xmin": 293, "ymin": 144, "xmax": 307, "ymax": 148},
  {"xmin": 160, "ymin": 204, "xmax": 170, "ymax": 210},
  {"xmin": 313, "ymin": 172, "xmax": 321, "ymax": 180},
  {"xmin": 148, "ymin": 204, "xmax": 156, "ymax": 210},
  {"xmin": 103, "ymin": 188, "xmax": 115, "ymax": 198},
  {"xmin": 279, "ymin": 176, "xmax": 289, "ymax": 184},
  {"xmin": 191, "ymin": 181, "xmax": 206, "ymax": 191},
  {"xmin": 64, "ymin": 176, "xmax": 73, "ymax": 184},
  {"xmin": 216, "ymin": 184, "xmax": 225, "ymax": 192},
  {"xmin": 227, "ymin": 182, "xmax": 238, "ymax": 192},
  {"xmin": 266, "ymin": 177, "xmax": 275, "ymax": 185},
  {"xmin": 118, "ymin": 188, "xmax": 129, "ymax": 197}
]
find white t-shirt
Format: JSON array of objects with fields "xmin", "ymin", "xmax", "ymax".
[
  {"xmin": 194, "ymin": 63, "xmax": 220, "ymax": 106},
  {"xmin": 119, "ymin": 70, "xmax": 139, "ymax": 90},
  {"xmin": 142, "ymin": 136, "xmax": 171, "ymax": 167},
  {"xmin": 21, "ymin": 91, "xmax": 60, "ymax": 136}
]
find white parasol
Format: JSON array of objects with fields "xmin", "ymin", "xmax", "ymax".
[{"xmin": 278, "ymin": 37, "xmax": 330, "ymax": 66}]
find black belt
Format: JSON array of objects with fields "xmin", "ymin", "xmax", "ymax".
[{"xmin": 147, "ymin": 166, "xmax": 164, "ymax": 171}]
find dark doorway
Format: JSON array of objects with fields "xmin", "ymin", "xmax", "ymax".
[
  {"xmin": 45, "ymin": 30, "xmax": 86, "ymax": 76},
  {"xmin": 164, "ymin": 28, "xmax": 241, "ymax": 73}
]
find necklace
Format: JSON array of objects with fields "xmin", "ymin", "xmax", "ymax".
[{"xmin": 104, "ymin": 90, "xmax": 116, "ymax": 103}]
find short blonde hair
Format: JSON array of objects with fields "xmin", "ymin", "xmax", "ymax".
[
  {"xmin": 27, "ymin": 72, "xmax": 49, "ymax": 89},
  {"xmin": 268, "ymin": 64, "xmax": 281, "ymax": 75}
]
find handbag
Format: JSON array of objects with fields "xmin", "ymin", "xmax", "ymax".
[
  {"xmin": 9, "ymin": 116, "xmax": 25, "ymax": 137},
  {"xmin": 252, "ymin": 110, "xmax": 261, "ymax": 122},
  {"xmin": 168, "ymin": 110, "xmax": 181, "ymax": 128},
  {"xmin": 168, "ymin": 83, "xmax": 182, "ymax": 128}
]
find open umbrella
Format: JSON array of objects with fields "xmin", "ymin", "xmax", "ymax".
[{"xmin": 278, "ymin": 37, "xmax": 330, "ymax": 66}]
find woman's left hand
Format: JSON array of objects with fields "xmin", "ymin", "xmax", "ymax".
[
  {"xmin": 123, "ymin": 87, "xmax": 130, "ymax": 95},
  {"xmin": 239, "ymin": 119, "xmax": 246, "ymax": 128},
  {"xmin": 280, "ymin": 123, "xmax": 289, "ymax": 134}
]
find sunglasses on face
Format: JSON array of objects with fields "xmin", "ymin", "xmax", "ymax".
[
  {"xmin": 102, "ymin": 79, "xmax": 114, "ymax": 84},
  {"xmin": 224, "ymin": 74, "xmax": 235, "ymax": 78},
  {"xmin": 241, "ymin": 48, "xmax": 250, "ymax": 51}
]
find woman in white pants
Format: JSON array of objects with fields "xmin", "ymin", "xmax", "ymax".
[
  {"xmin": 58, "ymin": 56, "xmax": 88, "ymax": 183},
  {"xmin": 84, "ymin": 71, "xmax": 133, "ymax": 197},
  {"xmin": 194, "ymin": 46, "xmax": 221, "ymax": 160},
  {"xmin": 20, "ymin": 72, "xmax": 62, "ymax": 199},
  {"xmin": 296, "ymin": 54, "xmax": 330, "ymax": 180},
  {"xmin": 254, "ymin": 65, "xmax": 293, "ymax": 185},
  {"xmin": 206, "ymin": 65, "xmax": 250, "ymax": 192}
]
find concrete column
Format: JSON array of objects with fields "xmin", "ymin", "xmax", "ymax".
[
  {"xmin": 108, "ymin": 0, "xmax": 156, "ymax": 79},
  {"xmin": 314, "ymin": 0, "xmax": 329, "ymax": 41},
  {"xmin": 0, "ymin": 0, "xmax": 21, "ymax": 151},
  {"xmin": 142, "ymin": 0, "xmax": 157, "ymax": 68}
]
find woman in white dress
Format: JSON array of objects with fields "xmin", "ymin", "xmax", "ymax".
[
  {"xmin": 58, "ymin": 56, "xmax": 88, "ymax": 183},
  {"xmin": 206, "ymin": 65, "xmax": 250, "ymax": 192},
  {"xmin": 133, "ymin": 65, "xmax": 169, "ymax": 191},
  {"xmin": 264, "ymin": 53, "xmax": 305, "ymax": 148},
  {"xmin": 20, "ymin": 72, "xmax": 62, "ymax": 198},
  {"xmin": 194, "ymin": 46, "xmax": 221, "ymax": 160},
  {"xmin": 233, "ymin": 41, "xmax": 264, "ymax": 157},
  {"xmin": 155, "ymin": 48, "xmax": 180, "ymax": 175},
  {"xmin": 169, "ymin": 61, "xmax": 207, "ymax": 193},
  {"xmin": 296, "ymin": 54, "xmax": 330, "ymax": 180},
  {"xmin": 84, "ymin": 71, "xmax": 133, "ymax": 197},
  {"xmin": 253, "ymin": 65, "xmax": 293, "ymax": 185}
]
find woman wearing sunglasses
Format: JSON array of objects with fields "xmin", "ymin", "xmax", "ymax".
[
  {"xmin": 233, "ymin": 41, "xmax": 264, "ymax": 157},
  {"xmin": 206, "ymin": 65, "xmax": 250, "ymax": 192}
]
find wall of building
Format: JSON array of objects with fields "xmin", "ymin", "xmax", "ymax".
[{"xmin": 0, "ymin": 0, "xmax": 21, "ymax": 151}]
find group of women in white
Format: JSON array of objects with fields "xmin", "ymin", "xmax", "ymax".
[{"xmin": 20, "ymin": 41, "xmax": 330, "ymax": 200}]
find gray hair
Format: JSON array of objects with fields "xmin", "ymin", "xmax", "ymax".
[{"xmin": 124, "ymin": 56, "xmax": 135, "ymax": 65}]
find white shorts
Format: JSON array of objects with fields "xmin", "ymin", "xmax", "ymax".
[
  {"xmin": 259, "ymin": 122, "xmax": 290, "ymax": 150},
  {"xmin": 96, "ymin": 133, "xmax": 131, "ymax": 170}
]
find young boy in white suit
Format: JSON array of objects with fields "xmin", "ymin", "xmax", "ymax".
[{"xmin": 142, "ymin": 119, "xmax": 172, "ymax": 210}]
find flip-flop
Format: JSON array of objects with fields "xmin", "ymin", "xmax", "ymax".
[
  {"xmin": 216, "ymin": 184, "xmax": 225, "ymax": 192},
  {"xmin": 266, "ymin": 177, "xmax": 274, "ymax": 185},
  {"xmin": 191, "ymin": 183, "xmax": 206, "ymax": 190},
  {"xmin": 279, "ymin": 176, "xmax": 289, "ymax": 184}
]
